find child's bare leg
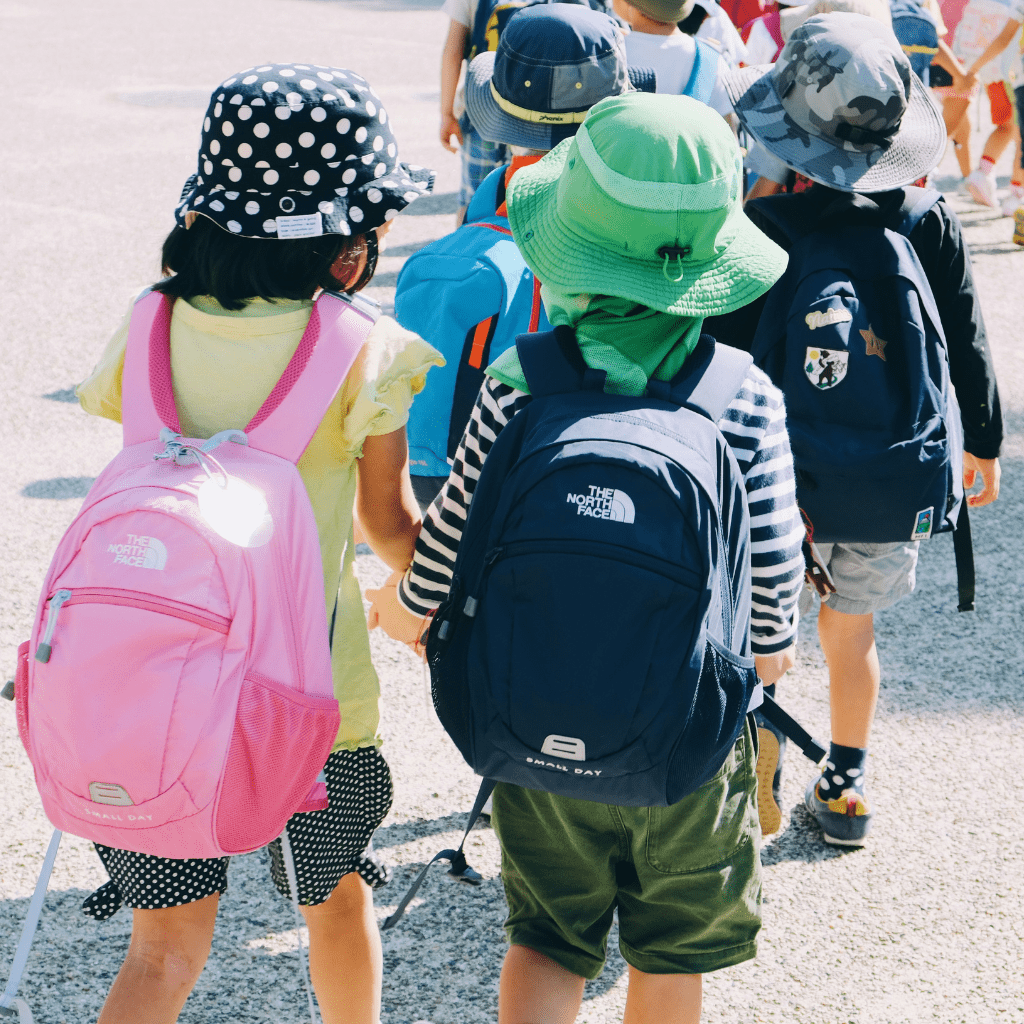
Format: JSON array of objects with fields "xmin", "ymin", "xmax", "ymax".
[
  {"xmin": 97, "ymin": 894, "xmax": 219, "ymax": 1024},
  {"xmin": 817, "ymin": 604, "xmax": 878, "ymax": 748},
  {"xmin": 498, "ymin": 944, "xmax": 585, "ymax": 1024},
  {"xmin": 981, "ymin": 121, "xmax": 1015, "ymax": 166},
  {"xmin": 302, "ymin": 871, "xmax": 382, "ymax": 1024},
  {"xmin": 943, "ymin": 97, "xmax": 972, "ymax": 176},
  {"xmin": 622, "ymin": 967, "xmax": 702, "ymax": 1024}
]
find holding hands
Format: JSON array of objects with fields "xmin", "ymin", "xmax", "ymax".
[{"xmin": 366, "ymin": 569, "xmax": 433, "ymax": 658}]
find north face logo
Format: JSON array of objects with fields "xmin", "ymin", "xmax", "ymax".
[
  {"xmin": 566, "ymin": 485, "xmax": 635, "ymax": 523},
  {"xmin": 107, "ymin": 534, "xmax": 168, "ymax": 569}
]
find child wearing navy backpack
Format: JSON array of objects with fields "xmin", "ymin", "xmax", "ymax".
[
  {"xmin": 75, "ymin": 66, "xmax": 441, "ymax": 1024},
  {"xmin": 370, "ymin": 93, "xmax": 804, "ymax": 1024},
  {"xmin": 707, "ymin": 14, "xmax": 1003, "ymax": 846}
]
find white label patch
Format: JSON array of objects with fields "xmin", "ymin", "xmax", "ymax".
[
  {"xmin": 565, "ymin": 485, "xmax": 635, "ymax": 523},
  {"xmin": 273, "ymin": 212, "xmax": 324, "ymax": 238},
  {"xmin": 804, "ymin": 348, "xmax": 849, "ymax": 390},
  {"xmin": 805, "ymin": 307, "xmax": 853, "ymax": 330},
  {"xmin": 107, "ymin": 534, "xmax": 167, "ymax": 569},
  {"xmin": 912, "ymin": 507, "xmax": 933, "ymax": 540}
]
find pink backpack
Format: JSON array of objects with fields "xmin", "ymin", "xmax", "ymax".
[{"xmin": 15, "ymin": 289, "xmax": 373, "ymax": 859}]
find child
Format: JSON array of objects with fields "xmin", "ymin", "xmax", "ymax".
[
  {"xmin": 709, "ymin": 14, "xmax": 1003, "ymax": 844},
  {"xmin": 75, "ymin": 65, "xmax": 442, "ymax": 1024},
  {"xmin": 397, "ymin": 1, "xmax": 655, "ymax": 510},
  {"xmin": 613, "ymin": 0, "xmax": 735, "ymax": 113},
  {"xmin": 372, "ymin": 93, "xmax": 804, "ymax": 1022},
  {"xmin": 948, "ymin": 0, "xmax": 1024, "ymax": 205},
  {"xmin": 439, "ymin": 0, "xmax": 510, "ymax": 224}
]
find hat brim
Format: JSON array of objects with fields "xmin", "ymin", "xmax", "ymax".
[
  {"xmin": 723, "ymin": 63, "xmax": 947, "ymax": 192},
  {"xmin": 505, "ymin": 142, "xmax": 789, "ymax": 317},
  {"xmin": 176, "ymin": 161, "xmax": 433, "ymax": 239},
  {"xmin": 465, "ymin": 51, "xmax": 655, "ymax": 150}
]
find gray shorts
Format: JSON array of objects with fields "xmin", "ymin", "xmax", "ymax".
[{"xmin": 812, "ymin": 540, "xmax": 920, "ymax": 616}]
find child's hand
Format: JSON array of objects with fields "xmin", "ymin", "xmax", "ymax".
[
  {"xmin": 755, "ymin": 646, "xmax": 796, "ymax": 685},
  {"xmin": 366, "ymin": 570, "xmax": 432, "ymax": 658},
  {"xmin": 440, "ymin": 114, "xmax": 463, "ymax": 153},
  {"xmin": 963, "ymin": 453, "xmax": 1000, "ymax": 507}
]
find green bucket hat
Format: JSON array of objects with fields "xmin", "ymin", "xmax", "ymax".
[{"xmin": 505, "ymin": 93, "xmax": 787, "ymax": 317}]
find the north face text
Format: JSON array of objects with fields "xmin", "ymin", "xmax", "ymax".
[
  {"xmin": 107, "ymin": 534, "xmax": 168, "ymax": 570},
  {"xmin": 565, "ymin": 485, "xmax": 636, "ymax": 523}
]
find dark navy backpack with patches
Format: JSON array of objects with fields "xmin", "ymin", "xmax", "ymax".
[
  {"xmin": 426, "ymin": 327, "xmax": 761, "ymax": 807},
  {"xmin": 749, "ymin": 186, "xmax": 974, "ymax": 609}
]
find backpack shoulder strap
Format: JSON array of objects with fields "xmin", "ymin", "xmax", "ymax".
[
  {"xmin": 894, "ymin": 186, "xmax": 942, "ymax": 237},
  {"xmin": 516, "ymin": 327, "xmax": 606, "ymax": 397},
  {"xmin": 746, "ymin": 193, "xmax": 805, "ymax": 245},
  {"xmin": 683, "ymin": 40, "xmax": 719, "ymax": 103},
  {"xmin": 244, "ymin": 292, "xmax": 375, "ymax": 464},
  {"xmin": 122, "ymin": 289, "xmax": 182, "ymax": 446},
  {"xmin": 651, "ymin": 335, "xmax": 753, "ymax": 422}
]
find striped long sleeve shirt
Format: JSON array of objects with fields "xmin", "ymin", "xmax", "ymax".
[{"xmin": 398, "ymin": 367, "xmax": 804, "ymax": 654}]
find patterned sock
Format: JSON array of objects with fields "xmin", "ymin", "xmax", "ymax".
[
  {"xmin": 980, "ymin": 156, "xmax": 996, "ymax": 175},
  {"xmin": 817, "ymin": 742, "xmax": 867, "ymax": 799}
]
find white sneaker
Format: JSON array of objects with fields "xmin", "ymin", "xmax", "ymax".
[
  {"xmin": 1000, "ymin": 191, "xmax": 1024, "ymax": 217},
  {"xmin": 966, "ymin": 168, "xmax": 998, "ymax": 208}
]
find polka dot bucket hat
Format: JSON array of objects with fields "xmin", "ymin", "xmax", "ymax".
[{"xmin": 176, "ymin": 64, "xmax": 434, "ymax": 239}]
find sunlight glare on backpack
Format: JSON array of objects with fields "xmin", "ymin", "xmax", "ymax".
[{"xmin": 197, "ymin": 474, "xmax": 274, "ymax": 548}]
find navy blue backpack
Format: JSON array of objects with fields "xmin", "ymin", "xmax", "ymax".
[
  {"xmin": 749, "ymin": 187, "xmax": 974, "ymax": 610},
  {"xmin": 382, "ymin": 328, "xmax": 830, "ymax": 929},
  {"xmin": 428, "ymin": 327, "xmax": 761, "ymax": 806}
]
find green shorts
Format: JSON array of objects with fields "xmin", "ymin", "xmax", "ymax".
[{"xmin": 491, "ymin": 723, "xmax": 761, "ymax": 979}]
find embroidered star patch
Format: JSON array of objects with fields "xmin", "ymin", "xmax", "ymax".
[{"xmin": 860, "ymin": 324, "xmax": 887, "ymax": 360}]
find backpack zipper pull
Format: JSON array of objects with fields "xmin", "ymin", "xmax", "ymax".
[{"xmin": 36, "ymin": 589, "xmax": 73, "ymax": 663}]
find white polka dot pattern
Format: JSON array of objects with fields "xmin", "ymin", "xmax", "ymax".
[
  {"xmin": 86, "ymin": 748, "xmax": 394, "ymax": 919},
  {"xmin": 174, "ymin": 63, "xmax": 433, "ymax": 238}
]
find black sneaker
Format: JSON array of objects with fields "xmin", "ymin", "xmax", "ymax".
[{"xmin": 754, "ymin": 710, "xmax": 786, "ymax": 836}]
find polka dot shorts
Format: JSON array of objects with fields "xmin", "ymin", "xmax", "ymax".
[{"xmin": 84, "ymin": 746, "xmax": 393, "ymax": 920}]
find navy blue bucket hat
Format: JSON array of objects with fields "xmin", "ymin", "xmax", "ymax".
[
  {"xmin": 176, "ymin": 64, "xmax": 434, "ymax": 239},
  {"xmin": 465, "ymin": 4, "xmax": 656, "ymax": 150}
]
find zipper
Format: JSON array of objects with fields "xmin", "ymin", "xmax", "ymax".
[
  {"xmin": 35, "ymin": 589, "xmax": 72, "ymax": 663},
  {"xmin": 480, "ymin": 539, "xmax": 704, "ymax": 589},
  {"xmin": 35, "ymin": 587, "xmax": 230, "ymax": 664}
]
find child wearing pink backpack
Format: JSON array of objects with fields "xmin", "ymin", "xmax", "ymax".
[{"xmin": 70, "ymin": 65, "xmax": 441, "ymax": 1024}]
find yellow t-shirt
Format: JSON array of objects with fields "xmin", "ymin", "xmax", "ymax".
[{"xmin": 77, "ymin": 294, "xmax": 443, "ymax": 751}]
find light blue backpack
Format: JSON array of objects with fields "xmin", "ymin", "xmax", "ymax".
[{"xmin": 394, "ymin": 181, "xmax": 549, "ymax": 483}]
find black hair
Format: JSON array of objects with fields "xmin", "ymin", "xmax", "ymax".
[
  {"xmin": 152, "ymin": 215, "xmax": 373, "ymax": 310},
  {"xmin": 677, "ymin": 5, "xmax": 709, "ymax": 34}
]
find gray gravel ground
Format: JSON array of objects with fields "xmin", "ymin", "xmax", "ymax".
[{"xmin": 1, "ymin": 2, "xmax": 1022, "ymax": 1022}]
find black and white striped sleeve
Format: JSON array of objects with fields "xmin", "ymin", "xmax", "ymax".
[
  {"xmin": 398, "ymin": 376, "xmax": 531, "ymax": 616},
  {"xmin": 719, "ymin": 365, "xmax": 804, "ymax": 655}
]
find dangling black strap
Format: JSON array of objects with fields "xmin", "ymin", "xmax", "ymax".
[
  {"xmin": 954, "ymin": 501, "xmax": 975, "ymax": 612},
  {"xmin": 757, "ymin": 693, "xmax": 828, "ymax": 765},
  {"xmin": 381, "ymin": 778, "xmax": 496, "ymax": 930}
]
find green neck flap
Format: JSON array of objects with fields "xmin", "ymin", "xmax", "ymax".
[{"xmin": 488, "ymin": 285, "xmax": 703, "ymax": 397}]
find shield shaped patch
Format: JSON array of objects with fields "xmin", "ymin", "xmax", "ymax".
[{"xmin": 804, "ymin": 348, "xmax": 849, "ymax": 390}]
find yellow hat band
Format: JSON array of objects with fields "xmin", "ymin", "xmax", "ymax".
[{"xmin": 489, "ymin": 81, "xmax": 589, "ymax": 125}]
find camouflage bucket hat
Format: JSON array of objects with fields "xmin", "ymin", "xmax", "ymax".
[{"xmin": 724, "ymin": 13, "xmax": 946, "ymax": 192}]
